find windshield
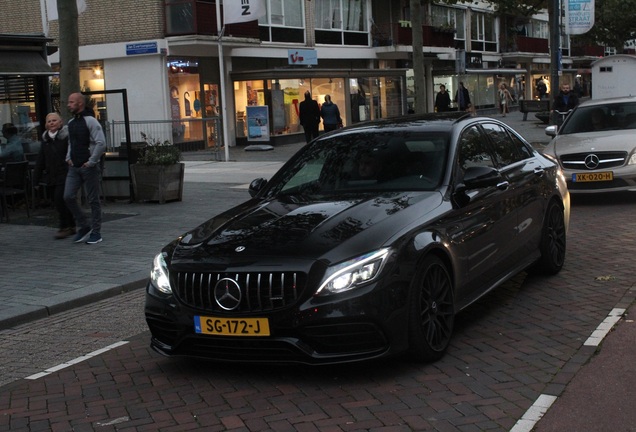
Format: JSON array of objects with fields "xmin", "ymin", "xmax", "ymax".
[
  {"xmin": 560, "ymin": 102, "xmax": 636, "ymax": 135},
  {"xmin": 265, "ymin": 131, "xmax": 450, "ymax": 198}
]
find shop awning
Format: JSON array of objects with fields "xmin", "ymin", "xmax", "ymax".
[
  {"xmin": 0, "ymin": 51, "xmax": 54, "ymax": 76},
  {"xmin": 466, "ymin": 68, "xmax": 527, "ymax": 74}
]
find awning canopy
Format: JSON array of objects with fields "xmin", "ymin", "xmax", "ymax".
[
  {"xmin": 466, "ymin": 68, "xmax": 528, "ymax": 74},
  {"xmin": 0, "ymin": 51, "xmax": 54, "ymax": 76}
]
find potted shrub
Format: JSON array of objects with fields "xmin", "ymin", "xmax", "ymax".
[{"xmin": 130, "ymin": 132, "xmax": 185, "ymax": 203}]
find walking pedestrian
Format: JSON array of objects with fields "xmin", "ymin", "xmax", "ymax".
[
  {"xmin": 299, "ymin": 90, "xmax": 320, "ymax": 143},
  {"xmin": 33, "ymin": 112, "xmax": 75, "ymax": 239},
  {"xmin": 498, "ymin": 83, "xmax": 512, "ymax": 117},
  {"xmin": 63, "ymin": 92, "xmax": 106, "ymax": 245},
  {"xmin": 434, "ymin": 84, "xmax": 451, "ymax": 112},
  {"xmin": 454, "ymin": 82, "xmax": 472, "ymax": 113},
  {"xmin": 320, "ymin": 95, "xmax": 342, "ymax": 132}
]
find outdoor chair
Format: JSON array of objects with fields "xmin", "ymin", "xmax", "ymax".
[{"xmin": 0, "ymin": 160, "xmax": 30, "ymax": 222}]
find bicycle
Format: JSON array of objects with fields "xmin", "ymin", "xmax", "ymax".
[{"xmin": 553, "ymin": 109, "xmax": 572, "ymax": 127}]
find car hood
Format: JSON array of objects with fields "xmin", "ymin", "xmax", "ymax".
[
  {"xmin": 548, "ymin": 130, "xmax": 636, "ymax": 155},
  {"xmin": 172, "ymin": 191, "xmax": 443, "ymax": 265}
]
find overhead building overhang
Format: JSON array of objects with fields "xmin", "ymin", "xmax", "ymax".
[
  {"xmin": 466, "ymin": 68, "xmax": 528, "ymax": 74},
  {"xmin": 0, "ymin": 51, "xmax": 54, "ymax": 76}
]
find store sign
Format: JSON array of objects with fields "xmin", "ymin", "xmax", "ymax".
[
  {"xmin": 246, "ymin": 106, "xmax": 270, "ymax": 142},
  {"xmin": 288, "ymin": 49, "xmax": 318, "ymax": 66},
  {"xmin": 466, "ymin": 52, "xmax": 483, "ymax": 69},
  {"xmin": 126, "ymin": 42, "xmax": 158, "ymax": 56}
]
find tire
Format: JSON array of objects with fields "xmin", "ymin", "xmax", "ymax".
[
  {"xmin": 532, "ymin": 200, "xmax": 567, "ymax": 275},
  {"xmin": 408, "ymin": 255, "xmax": 455, "ymax": 362}
]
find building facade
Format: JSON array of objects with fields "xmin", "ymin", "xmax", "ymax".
[{"xmin": 3, "ymin": 0, "xmax": 601, "ymax": 150}]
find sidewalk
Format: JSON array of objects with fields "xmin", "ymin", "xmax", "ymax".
[{"xmin": 1, "ymin": 110, "xmax": 633, "ymax": 431}]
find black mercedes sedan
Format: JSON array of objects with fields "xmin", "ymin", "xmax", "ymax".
[{"xmin": 145, "ymin": 113, "xmax": 570, "ymax": 365}]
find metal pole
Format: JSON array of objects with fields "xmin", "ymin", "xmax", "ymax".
[
  {"xmin": 550, "ymin": 0, "xmax": 561, "ymax": 124},
  {"xmin": 216, "ymin": 1, "xmax": 231, "ymax": 162}
]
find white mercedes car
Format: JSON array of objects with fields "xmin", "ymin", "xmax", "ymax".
[{"xmin": 543, "ymin": 96, "xmax": 636, "ymax": 194}]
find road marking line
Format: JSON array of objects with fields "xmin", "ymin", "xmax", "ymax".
[
  {"xmin": 510, "ymin": 394, "xmax": 557, "ymax": 432},
  {"xmin": 25, "ymin": 341, "xmax": 129, "ymax": 380},
  {"xmin": 512, "ymin": 307, "xmax": 626, "ymax": 431},
  {"xmin": 584, "ymin": 308, "xmax": 625, "ymax": 346}
]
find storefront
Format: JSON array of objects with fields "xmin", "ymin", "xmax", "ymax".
[
  {"xmin": 0, "ymin": 34, "xmax": 54, "ymax": 151},
  {"xmin": 229, "ymin": 69, "xmax": 407, "ymax": 145}
]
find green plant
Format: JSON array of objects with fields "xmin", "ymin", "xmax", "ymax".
[{"xmin": 137, "ymin": 132, "xmax": 181, "ymax": 165}]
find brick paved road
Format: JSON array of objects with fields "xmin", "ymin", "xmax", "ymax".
[{"xmin": 1, "ymin": 192, "xmax": 634, "ymax": 431}]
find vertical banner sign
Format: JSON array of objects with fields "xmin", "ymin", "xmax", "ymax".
[
  {"xmin": 565, "ymin": 0, "xmax": 595, "ymax": 35},
  {"xmin": 224, "ymin": 0, "xmax": 266, "ymax": 25}
]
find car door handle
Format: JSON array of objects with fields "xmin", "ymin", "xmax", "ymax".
[
  {"xmin": 533, "ymin": 167, "xmax": 545, "ymax": 177},
  {"xmin": 496, "ymin": 181, "xmax": 510, "ymax": 190}
]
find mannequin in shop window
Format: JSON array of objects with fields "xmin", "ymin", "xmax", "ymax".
[{"xmin": 184, "ymin": 92, "xmax": 192, "ymax": 116}]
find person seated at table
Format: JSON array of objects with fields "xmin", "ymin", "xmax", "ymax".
[
  {"xmin": 0, "ymin": 123, "xmax": 24, "ymax": 162},
  {"xmin": 33, "ymin": 113, "xmax": 75, "ymax": 239}
]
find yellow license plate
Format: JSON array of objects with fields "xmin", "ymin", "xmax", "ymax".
[
  {"xmin": 194, "ymin": 316, "xmax": 270, "ymax": 336},
  {"xmin": 573, "ymin": 172, "xmax": 613, "ymax": 182}
]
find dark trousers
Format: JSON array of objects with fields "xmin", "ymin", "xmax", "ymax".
[
  {"xmin": 52, "ymin": 183, "xmax": 75, "ymax": 230},
  {"xmin": 323, "ymin": 124, "xmax": 338, "ymax": 132},
  {"xmin": 64, "ymin": 165, "xmax": 102, "ymax": 233},
  {"xmin": 303, "ymin": 124, "xmax": 319, "ymax": 143}
]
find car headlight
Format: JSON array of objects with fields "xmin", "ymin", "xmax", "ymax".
[
  {"xmin": 316, "ymin": 248, "xmax": 391, "ymax": 296},
  {"xmin": 628, "ymin": 152, "xmax": 636, "ymax": 165},
  {"xmin": 150, "ymin": 252, "xmax": 172, "ymax": 294}
]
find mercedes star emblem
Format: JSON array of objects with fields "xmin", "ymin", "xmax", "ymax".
[
  {"xmin": 214, "ymin": 278, "xmax": 242, "ymax": 311},
  {"xmin": 584, "ymin": 154, "xmax": 600, "ymax": 169}
]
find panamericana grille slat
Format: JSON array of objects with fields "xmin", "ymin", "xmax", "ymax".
[
  {"xmin": 560, "ymin": 151, "xmax": 627, "ymax": 170},
  {"xmin": 173, "ymin": 271, "xmax": 306, "ymax": 313}
]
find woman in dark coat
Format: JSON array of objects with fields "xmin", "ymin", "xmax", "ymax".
[
  {"xmin": 320, "ymin": 94, "xmax": 342, "ymax": 132},
  {"xmin": 33, "ymin": 112, "xmax": 75, "ymax": 239}
]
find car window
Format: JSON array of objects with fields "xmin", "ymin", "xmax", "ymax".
[
  {"xmin": 561, "ymin": 102, "xmax": 636, "ymax": 134},
  {"xmin": 481, "ymin": 123, "xmax": 530, "ymax": 167},
  {"xmin": 270, "ymin": 132, "xmax": 450, "ymax": 197},
  {"xmin": 457, "ymin": 125, "xmax": 495, "ymax": 171}
]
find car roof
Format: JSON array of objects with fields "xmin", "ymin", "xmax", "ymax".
[
  {"xmin": 329, "ymin": 112, "xmax": 472, "ymax": 136},
  {"xmin": 579, "ymin": 96, "xmax": 636, "ymax": 107}
]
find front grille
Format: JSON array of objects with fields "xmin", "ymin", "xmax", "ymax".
[
  {"xmin": 560, "ymin": 151, "xmax": 627, "ymax": 170},
  {"xmin": 172, "ymin": 271, "xmax": 307, "ymax": 313}
]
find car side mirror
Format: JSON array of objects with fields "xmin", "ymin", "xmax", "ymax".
[
  {"xmin": 248, "ymin": 178, "xmax": 268, "ymax": 197},
  {"xmin": 453, "ymin": 166, "xmax": 504, "ymax": 207},
  {"xmin": 461, "ymin": 166, "xmax": 504, "ymax": 190},
  {"xmin": 545, "ymin": 125, "xmax": 558, "ymax": 137}
]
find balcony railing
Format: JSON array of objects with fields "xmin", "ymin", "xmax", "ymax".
[
  {"xmin": 165, "ymin": 0, "xmax": 259, "ymax": 38},
  {"xmin": 372, "ymin": 22, "xmax": 456, "ymax": 48},
  {"xmin": 515, "ymin": 36, "xmax": 549, "ymax": 53},
  {"xmin": 570, "ymin": 45, "xmax": 604, "ymax": 57}
]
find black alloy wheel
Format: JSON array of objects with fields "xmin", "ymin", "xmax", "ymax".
[
  {"xmin": 532, "ymin": 200, "xmax": 567, "ymax": 275},
  {"xmin": 408, "ymin": 255, "xmax": 455, "ymax": 362}
]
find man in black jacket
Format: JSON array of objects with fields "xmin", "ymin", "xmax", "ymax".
[{"xmin": 299, "ymin": 91, "xmax": 320, "ymax": 143}]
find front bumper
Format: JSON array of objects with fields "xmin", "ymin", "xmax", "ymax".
[{"xmin": 144, "ymin": 277, "xmax": 411, "ymax": 365}]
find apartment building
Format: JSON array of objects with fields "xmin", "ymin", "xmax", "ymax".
[{"xmin": 2, "ymin": 0, "xmax": 598, "ymax": 149}]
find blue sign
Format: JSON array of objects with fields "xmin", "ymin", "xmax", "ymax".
[{"xmin": 126, "ymin": 42, "xmax": 158, "ymax": 56}]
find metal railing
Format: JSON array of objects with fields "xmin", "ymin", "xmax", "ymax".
[{"xmin": 106, "ymin": 117, "xmax": 222, "ymax": 154}]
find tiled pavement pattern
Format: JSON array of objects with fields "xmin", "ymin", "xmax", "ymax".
[{"xmin": 1, "ymin": 110, "xmax": 635, "ymax": 431}]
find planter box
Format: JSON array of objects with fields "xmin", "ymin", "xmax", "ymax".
[{"xmin": 130, "ymin": 163, "xmax": 185, "ymax": 204}]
